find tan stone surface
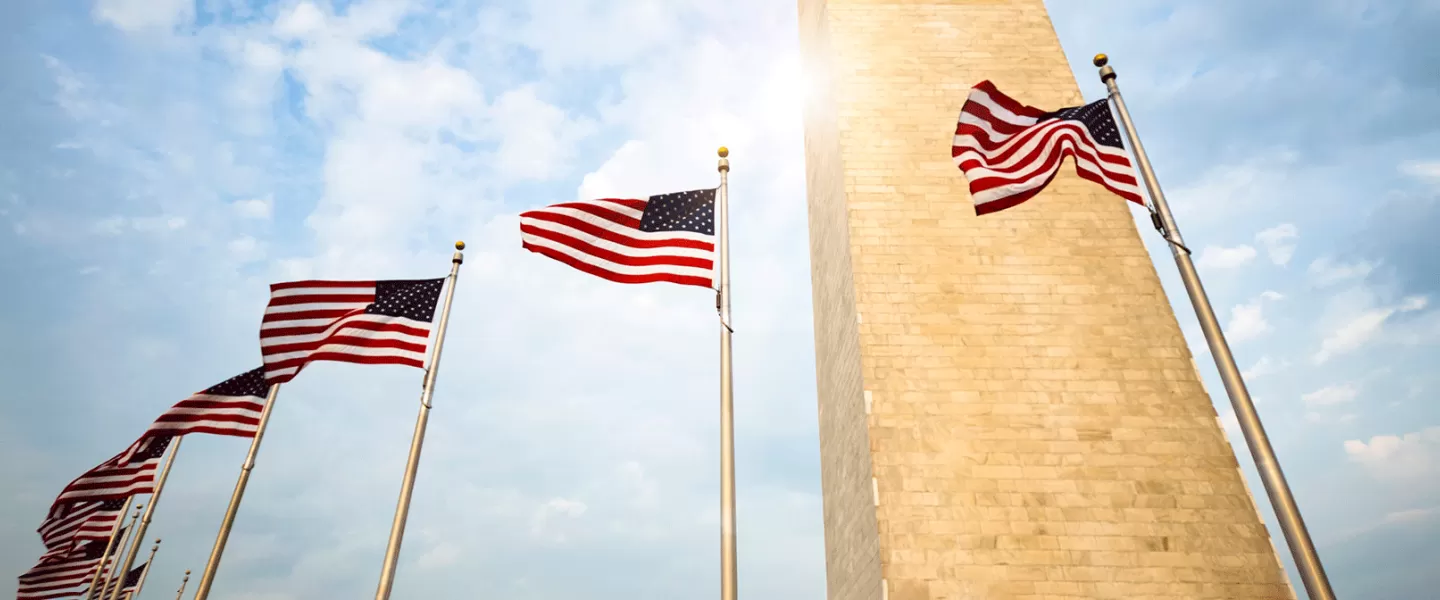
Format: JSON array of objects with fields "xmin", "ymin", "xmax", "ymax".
[{"xmin": 797, "ymin": 1, "xmax": 1296, "ymax": 598}]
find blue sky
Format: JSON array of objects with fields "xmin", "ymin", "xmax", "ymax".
[{"xmin": 2, "ymin": 0, "xmax": 1437, "ymax": 598}]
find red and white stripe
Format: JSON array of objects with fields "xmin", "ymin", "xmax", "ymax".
[
  {"xmin": 261, "ymin": 281, "xmax": 433, "ymax": 384},
  {"xmin": 952, "ymin": 80, "xmax": 1143, "ymax": 215},
  {"xmin": 38, "ymin": 501, "xmax": 121, "ymax": 552},
  {"xmin": 49, "ymin": 445, "xmax": 162, "ymax": 508},
  {"xmin": 139, "ymin": 391, "xmax": 264, "ymax": 439},
  {"xmin": 519, "ymin": 199, "xmax": 715, "ymax": 288},
  {"xmin": 17, "ymin": 552, "xmax": 105, "ymax": 599}
]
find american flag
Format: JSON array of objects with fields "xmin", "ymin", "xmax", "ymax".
[
  {"xmin": 48, "ymin": 436, "xmax": 171, "ymax": 512},
  {"xmin": 120, "ymin": 367, "xmax": 268, "ymax": 456},
  {"xmin": 260, "ymin": 279, "xmax": 447, "ymax": 384},
  {"xmin": 951, "ymin": 80, "xmax": 1144, "ymax": 215},
  {"xmin": 37, "ymin": 498, "xmax": 126, "ymax": 557},
  {"xmin": 16, "ymin": 539, "xmax": 112, "ymax": 600},
  {"xmin": 95, "ymin": 564, "xmax": 144, "ymax": 600},
  {"xmin": 519, "ymin": 188, "xmax": 717, "ymax": 288}
]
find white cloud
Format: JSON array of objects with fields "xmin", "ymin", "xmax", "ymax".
[
  {"xmin": 1305, "ymin": 411, "xmax": 1358, "ymax": 425},
  {"xmin": 1314, "ymin": 294, "xmax": 1429, "ymax": 364},
  {"xmin": 488, "ymin": 86, "xmax": 598, "ymax": 182},
  {"xmin": 17, "ymin": 0, "xmax": 826, "ymax": 596},
  {"xmin": 274, "ymin": 2, "xmax": 328, "ymax": 40},
  {"xmin": 1226, "ymin": 290, "xmax": 1284, "ymax": 342},
  {"xmin": 1167, "ymin": 149, "xmax": 1300, "ymax": 222},
  {"xmin": 92, "ymin": 0, "xmax": 193, "ymax": 32},
  {"xmin": 1399, "ymin": 159, "xmax": 1440, "ymax": 183},
  {"xmin": 1308, "ymin": 257, "xmax": 1376, "ymax": 287},
  {"xmin": 1345, "ymin": 426, "xmax": 1440, "ymax": 482},
  {"xmin": 232, "ymin": 195, "xmax": 274, "ymax": 220},
  {"xmin": 1241, "ymin": 355, "xmax": 1288, "ymax": 380},
  {"xmin": 1195, "ymin": 244, "xmax": 1257, "ymax": 269},
  {"xmin": 91, "ymin": 215, "xmax": 188, "ymax": 235},
  {"xmin": 415, "ymin": 541, "xmax": 462, "ymax": 570},
  {"xmin": 1254, "ymin": 223, "xmax": 1298, "ymax": 266},
  {"xmin": 531, "ymin": 497, "xmax": 589, "ymax": 542},
  {"xmin": 227, "ymin": 236, "xmax": 265, "ymax": 263},
  {"xmin": 1302, "ymin": 383, "xmax": 1358, "ymax": 407},
  {"xmin": 1382, "ymin": 506, "xmax": 1440, "ymax": 525},
  {"xmin": 480, "ymin": 0, "xmax": 702, "ymax": 72}
]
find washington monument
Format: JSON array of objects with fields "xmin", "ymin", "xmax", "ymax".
[{"xmin": 797, "ymin": 1, "xmax": 1296, "ymax": 598}]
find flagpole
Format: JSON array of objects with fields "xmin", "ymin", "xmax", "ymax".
[
  {"xmin": 716, "ymin": 147, "xmax": 739, "ymax": 600},
  {"xmin": 373, "ymin": 241, "xmax": 465, "ymax": 600},
  {"xmin": 174, "ymin": 570, "xmax": 190, "ymax": 600},
  {"xmin": 1094, "ymin": 54, "xmax": 1336, "ymax": 600},
  {"xmin": 130, "ymin": 540, "xmax": 161, "ymax": 599},
  {"xmin": 192, "ymin": 383, "xmax": 283, "ymax": 600},
  {"xmin": 109, "ymin": 438, "xmax": 182, "ymax": 600},
  {"xmin": 100, "ymin": 505, "xmax": 143, "ymax": 599},
  {"xmin": 83, "ymin": 496, "xmax": 134, "ymax": 599}
]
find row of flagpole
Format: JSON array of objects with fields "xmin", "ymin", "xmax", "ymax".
[
  {"xmin": 191, "ymin": 248, "xmax": 466, "ymax": 600},
  {"xmin": 78, "ymin": 502, "xmax": 160, "ymax": 600},
  {"xmin": 21, "ymin": 52, "xmax": 1336, "ymax": 600},
  {"xmin": 109, "ymin": 438, "xmax": 181, "ymax": 600},
  {"xmin": 188, "ymin": 156, "xmax": 737, "ymax": 599},
  {"xmin": 189, "ymin": 385, "xmax": 280, "ymax": 600},
  {"xmin": 24, "ymin": 147, "xmax": 737, "ymax": 599}
]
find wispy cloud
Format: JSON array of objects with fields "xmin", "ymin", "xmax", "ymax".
[
  {"xmin": 1226, "ymin": 290, "xmax": 1284, "ymax": 342},
  {"xmin": 1255, "ymin": 223, "xmax": 1298, "ymax": 266},
  {"xmin": 232, "ymin": 195, "xmax": 273, "ymax": 220},
  {"xmin": 1345, "ymin": 426, "xmax": 1440, "ymax": 483},
  {"xmin": 1302, "ymin": 383, "xmax": 1359, "ymax": 407},
  {"xmin": 1242, "ymin": 355, "xmax": 1288, "ymax": 380},
  {"xmin": 1314, "ymin": 294, "xmax": 1429, "ymax": 364},
  {"xmin": 1309, "ymin": 257, "xmax": 1377, "ymax": 288},
  {"xmin": 1399, "ymin": 160, "xmax": 1440, "ymax": 184},
  {"xmin": 1197, "ymin": 244, "xmax": 1258, "ymax": 269}
]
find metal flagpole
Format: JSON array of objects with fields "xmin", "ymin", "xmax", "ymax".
[
  {"xmin": 110, "ymin": 438, "xmax": 182, "ymax": 600},
  {"xmin": 83, "ymin": 496, "xmax": 135, "ymax": 599},
  {"xmin": 373, "ymin": 241, "xmax": 466, "ymax": 600},
  {"xmin": 100, "ymin": 505, "xmax": 144, "ymax": 599},
  {"xmin": 130, "ymin": 540, "xmax": 161, "ymax": 599},
  {"xmin": 716, "ymin": 147, "xmax": 738, "ymax": 600},
  {"xmin": 1094, "ymin": 54, "xmax": 1337, "ymax": 600},
  {"xmin": 192, "ymin": 383, "xmax": 283, "ymax": 600},
  {"xmin": 174, "ymin": 570, "xmax": 191, "ymax": 600}
]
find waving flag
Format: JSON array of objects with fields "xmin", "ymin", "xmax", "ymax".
[
  {"xmin": 48, "ymin": 436, "xmax": 171, "ymax": 512},
  {"xmin": 124, "ymin": 367, "xmax": 268, "ymax": 450},
  {"xmin": 260, "ymin": 279, "xmax": 446, "ymax": 384},
  {"xmin": 520, "ymin": 188, "xmax": 717, "ymax": 288},
  {"xmin": 952, "ymin": 80, "xmax": 1143, "ymax": 215}
]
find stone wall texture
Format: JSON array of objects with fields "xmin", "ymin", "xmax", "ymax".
[{"xmin": 796, "ymin": 1, "xmax": 1297, "ymax": 599}]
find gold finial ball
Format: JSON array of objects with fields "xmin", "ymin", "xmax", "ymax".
[
  {"xmin": 1093, "ymin": 53, "xmax": 1109, "ymax": 68},
  {"xmin": 185, "ymin": 570, "xmax": 192, "ymax": 575},
  {"xmin": 454, "ymin": 241, "xmax": 466, "ymax": 251},
  {"xmin": 718, "ymin": 146, "xmax": 729, "ymax": 158}
]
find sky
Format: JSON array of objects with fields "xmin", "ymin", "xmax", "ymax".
[{"xmin": 1, "ymin": 0, "xmax": 1437, "ymax": 599}]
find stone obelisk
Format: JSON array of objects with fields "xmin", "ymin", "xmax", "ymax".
[{"xmin": 797, "ymin": 1, "xmax": 1296, "ymax": 598}]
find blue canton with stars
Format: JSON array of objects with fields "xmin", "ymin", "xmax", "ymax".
[
  {"xmin": 364, "ymin": 278, "xmax": 446, "ymax": 322},
  {"xmin": 201, "ymin": 367, "xmax": 269, "ymax": 397},
  {"xmin": 120, "ymin": 434, "xmax": 173, "ymax": 466},
  {"xmin": 638, "ymin": 188, "xmax": 716, "ymax": 235},
  {"xmin": 1040, "ymin": 99, "xmax": 1125, "ymax": 149}
]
